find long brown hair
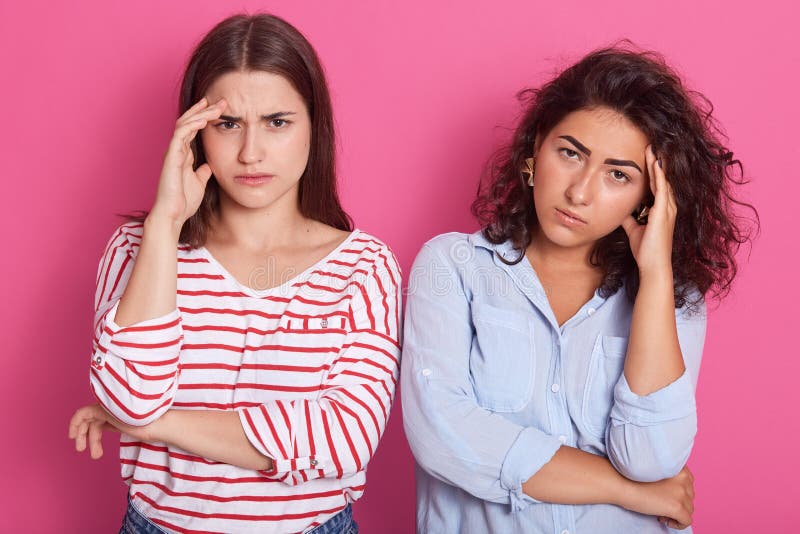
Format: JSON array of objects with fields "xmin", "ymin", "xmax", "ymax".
[
  {"xmin": 129, "ymin": 13, "xmax": 352, "ymax": 246},
  {"xmin": 472, "ymin": 43, "xmax": 758, "ymax": 309}
]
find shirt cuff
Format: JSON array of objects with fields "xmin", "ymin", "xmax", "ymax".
[
  {"xmin": 239, "ymin": 407, "xmax": 326, "ymax": 481},
  {"xmin": 95, "ymin": 301, "xmax": 183, "ymax": 366},
  {"xmin": 499, "ymin": 426, "xmax": 562, "ymax": 511},
  {"xmin": 610, "ymin": 370, "xmax": 696, "ymax": 427}
]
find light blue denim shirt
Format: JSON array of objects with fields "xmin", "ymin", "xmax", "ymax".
[{"xmin": 401, "ymin": 231, "xmax": 705, "ymax": 534}]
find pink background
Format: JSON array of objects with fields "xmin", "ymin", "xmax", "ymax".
[{"xmin": 1, "ymin": 0, "xmax": 797, "ymax": 531}]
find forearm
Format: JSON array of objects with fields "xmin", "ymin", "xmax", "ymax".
[
  {"xmin": 624, "ymin": 268, "xmax": 684, "ymax": 395},
  {"xmin": 114, "ymin": 214, "xmax": 181, "ymax": 327},
  {"xmin": 153, "ymin": 410, "xmax": 273, "ymax": 471},
  {"xmin": 522, "ymin": 445, "xmax": 636, "ymax": 507}
]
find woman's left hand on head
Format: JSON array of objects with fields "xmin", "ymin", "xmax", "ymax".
[
  {"xmin": 621, "ymin": 145, "xmax": 678, "ymax": 275},
  {"xmin": 68, "ymin": 403, "xmax": 156, "ymax": 459}
]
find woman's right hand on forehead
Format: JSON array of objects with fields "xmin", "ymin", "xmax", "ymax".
[{"xmin": 149, "ymin": 97, "xmax": 226, "ymax": 228}]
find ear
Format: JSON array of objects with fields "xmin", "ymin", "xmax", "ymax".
[{"xmin": 532, "ymin": 132, "xmax": 542, "ymax": 157}]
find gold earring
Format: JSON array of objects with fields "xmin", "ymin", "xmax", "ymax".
[
  {"xmin": 635, "ymin": 204, "xmax": 650, "ymax": 223},
  {"xmin": 522, "ymin": 157, "xmax": 535, "ymax": 186}
]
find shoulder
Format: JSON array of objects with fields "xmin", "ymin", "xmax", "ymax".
[
  {"xmin": 100, "ymin": 221, "xmax": 146, "ymax": 259},
  {"xmin": 421, "ymin": 231, "xmax": 472, "ymax": 252},
  {"xmin": 101, "ymin": 220, "xmax": 195, "ymax": 260},
  {"xmin": 333, "ymin": 229, "xmax": 401, "ymax": 284},
  {"xmin": 413, "ymin": 230, "xmax": 500, "ymax": 270}
]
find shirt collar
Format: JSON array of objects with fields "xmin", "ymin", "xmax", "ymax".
[
  {"xmin": 468, "ymin": 228, "xmax": 611, "ymax": 334},
  {"xmin": 467, "ymin": 230, "xmax": 520, "ymax": 261}
]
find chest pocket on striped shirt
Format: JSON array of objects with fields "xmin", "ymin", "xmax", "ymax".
[
  {"xmin": 581, "ymin": 335, "xmax": 628, "ymax": 438},
  {"xmin": 236, "ymin": 316, "xmax": 343, "ymax": 404},
  {"xmin": 469, "ymin": 304, "xmax": 535, "ymax": 413}
]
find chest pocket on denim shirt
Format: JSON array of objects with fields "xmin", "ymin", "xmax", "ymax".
[
  {"xmin": 470, "ymin": 304, "xmax": 535, "ymax": 412},
  {"xmin": 582, "ymin": 335, "xmax": 628, "ymax": 438}
]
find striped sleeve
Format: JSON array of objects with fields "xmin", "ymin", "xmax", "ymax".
[
  {"xmin": 239, "ymin": 246, "xmax": 402, "ymax": 484},
  {"xmin": 89, "ymin": 223, "xmax": 183, "ymax": 426}
]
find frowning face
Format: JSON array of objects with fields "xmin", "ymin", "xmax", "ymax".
[
  {"xmin": 201, "ymin": 70, "xmax": 311, "ymax": 212},
  {"xmin": 531, "ymin": 106, "xmax": 651, "ymax": 253}
]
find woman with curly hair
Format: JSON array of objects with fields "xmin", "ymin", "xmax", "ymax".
[
  {"xmin": 401, "ymin": 45, "xmax": 756, "ymax": 533},
  {"xmin": 67, "ymin": 13, "xmax": 400, "ymax": 534}
]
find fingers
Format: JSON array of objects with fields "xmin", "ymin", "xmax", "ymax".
[
  {"xmin": 177, "ymin": 97, "xmax": 209, "ymax": 123},
  {"xmin": 88, "ymin": 421, "xmax": 105, "ymax": 459},
  {"xmin": 621, "ymin": 214, "xmax": 641, "ymax": 237},
  {"xmin": 176, "ymin": 99, "xmax": 226, "ymax": 129},
  {"xmin": 169, "ymin": 99, "xmax": 226, "ymax": 156},
  {"xmin": 195, "ymin": 163, "xmax": 213, "ymax": 185},
  {"xmin": 647, "ymin": 145, "xmax": 677, "ymax": 214},
  {"xmin": 176, "ymin": 97, "xmax": 226, "ymax": 124},
  {"xmin": 171, "ymin": 118, "xmax": 209, "ymax": 149},
  {"xmin": 69, "ymin": 406, "xmax": 95, "ymax": 450},
  {"xmin": 658, "ymin": 516, "xmax": 682, "ymax": 529},
  {"xmin": 679, "ymin": 465, "xmax": 695, "ymax": 499},
  {"xmin": 68, "ymin": 407, "xmax": 86, "ymax": 439},
  {"xmin": 74, "ymin": 418, "xmax": 89, "ymax": 452},
  {"xmin": 646, "ymin": 145, "xmax": 658, "ymax": 197},
  {"xmin": 69, "ymin": 404, "xmax": 112, "ymax": 457},
  {"xmin": 668, "ymin": 519, "xmax": 690, "ymax": 530}
]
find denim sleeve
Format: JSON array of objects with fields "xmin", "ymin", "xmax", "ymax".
[
  {"xmin": 401, "ymin": 239, "xmax": 562, "ymax": 511},
  {"xmin": 606, "ymin": 299, "xmax": 707, "ymax": 482}
]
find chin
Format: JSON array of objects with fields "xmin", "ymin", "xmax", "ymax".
[
  {"xmin": 232, "ymin": 195, "xmax": 281, "ymax": 210},
  {"xmin": 537, "ymin": 222, "xmax": 595, "ymax": 249}
]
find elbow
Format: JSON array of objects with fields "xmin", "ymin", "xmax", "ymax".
[
  {"xmin": 114, "ymin": 403, "xmax": 171, "ymax": 427},
  {"xmin": 90, "ymin": 375, "xmax": 176, "ymax": 427},
  {"xmin": 607, "ymin": 424, "xmax": 696, "ymax": 482},
  {"xmin": 402, "ymin": 417, "xmax": 461, "ymax": 488},
  {"xmin": 610, "ymin": 450, "xmax": 691, "ymax": 482},
  {"xmin": 338, "ymin": 445, "xmax": 376, "ymax": 480}
]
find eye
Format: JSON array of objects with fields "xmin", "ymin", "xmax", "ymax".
[
  {"xmin": 216, "ymin": 120, "xmax": 238, "ymax": 130},
  {"xmin": 610, "ymin": 169, "xmax": 631, "ymax": 183},
  {"xmin": 559, "ymin": 147, "xmax": 580, "ymax": 160},
  {"xmin": 270, "ymin": 118, "xmax": 288, "ymax": 128}
]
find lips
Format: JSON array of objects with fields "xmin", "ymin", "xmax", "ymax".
[
  {"xmin": 234, "ymin": 174, "xmax": 273, "ymax": 185},
  {"xmin": 555, "ymin": 208, "xmax": 587, "ymax": 225}
]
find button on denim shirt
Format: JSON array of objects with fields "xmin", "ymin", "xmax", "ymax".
[{"xmin": 401, "ymin": 232, "xmax": 705, "ymax": 534}]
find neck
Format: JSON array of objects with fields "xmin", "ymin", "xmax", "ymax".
[
  {"xmin": 526, "ymin": 225, "xmax": 597, "ymax": 274},
  {"xmin": 212, "ymin": 187, "xmax": 311, "ymax": 252}
]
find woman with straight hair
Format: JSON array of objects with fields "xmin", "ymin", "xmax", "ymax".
[
  {"xmin": 68, "ymin": 13, "xmax": 400, "ymax": 534},
  {"xmin": 402, "ymin": 44, "xmax": 756, "ymax": 533}
]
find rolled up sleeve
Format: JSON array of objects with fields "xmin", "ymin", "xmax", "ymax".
[
  {"xmin": 401, "ymin": 239, "xmax": 561, "ymax": 510},
  {"xmin": 606, "ymin": 300, "xmax": 706, "ymax": 482}
]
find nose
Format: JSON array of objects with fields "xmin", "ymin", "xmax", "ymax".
[
  {"xmin": 238, "ymin": 127, "xmax": 265, "ymax": 164},
  {"xmin": 564, "ymin": 168, "xmax": 595, "ymax": 205}
]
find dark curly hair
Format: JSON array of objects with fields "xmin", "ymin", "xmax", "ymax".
[{"xmin": 472, "ymin": 43, "xmax": 758, "ymax": 309}]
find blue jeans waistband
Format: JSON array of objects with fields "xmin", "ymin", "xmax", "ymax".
[{"xmin": 120, "ymin": 494, "xmax": 358, "ymax": 534}]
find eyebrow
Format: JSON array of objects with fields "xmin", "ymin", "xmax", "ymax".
[
  {"xmin": 558, "ymin": 135, "xmax": 642, "ymax": 173},
  {"xmin": 558, "ymin": 135, "xmax": 591, "ymax": 156},
  {"xmin": 218, "ymin": 111, "xmax": 297, "ymax": 122},
  {"xmin": 604, "ymin": 158, "xmax": 642, "ymax": 173}
]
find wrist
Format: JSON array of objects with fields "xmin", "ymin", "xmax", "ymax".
[
  {"xmin": 149, "ymin": 410, "xmax": 172, "ymax": 443},
  {"xmin": 638, "ymin": 265, "xmax": 674, "ymax": 287},
  {"xmin": 144, "ymin": 212, "xmax": 184, "ymax": 241},
  {"xmin": 615, "ymin": 477, "xmax": 644, "ymax": 511}
]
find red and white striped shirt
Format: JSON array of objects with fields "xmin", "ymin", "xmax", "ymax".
[{"xmin": 89, "ymin": 222, "xmax": 402, "ymax": 533}]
